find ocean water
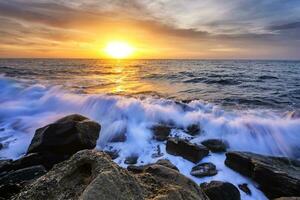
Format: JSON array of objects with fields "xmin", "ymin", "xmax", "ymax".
[{"xmin": 1, "ymin": 59, "xmax": 300, "ymax": 200}]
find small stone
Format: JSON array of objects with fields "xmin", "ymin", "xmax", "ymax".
[
  {"xmin": 186, "ymin": 124, "xmax": 201, "ymax": 136},
  {"xmin": 190, "ymin": 162, "xmax": 217, "ymax": 178},
  {"xmin": 124, "ymin": 155, "xmax": 138, "ymax": 165},
  {"xmin": 201, "ymin": 139, "xmax": 228, "ymax": 152},
  {"xmin": 238, "ymin": 183, "xmax": 251, "ymax": 195},
  {"xmin": 152, "ymin": 124, "xmax": 171, "ymax": 141}
]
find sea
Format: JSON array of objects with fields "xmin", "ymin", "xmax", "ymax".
[{"xmin": 1, "ymin": 59, "xmax": 300, "ymax": 200}]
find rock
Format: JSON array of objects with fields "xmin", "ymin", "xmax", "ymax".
[
  {"xmin": 186, "ymin": 124, "xmax": 201, "ymax": 136},
  {"xmin": 151, "ymin": 145, "xmax": 164, "ymax": 158},
  {"xmin": 156, "ymin": 159, "xmax": 179, "ymax": 171},
  {"xmin": 201, "ymin": 139, "xmax": 228, "ymax": 152},
  {"xmin": 225, "ymin": 151, "xmax": 300, "ymax": 199},
  {"xmin": 273, "ymin": 197, "xmax": 300, "ymax": 200},
  {"xmin": 27, "ymin": 114, "xmax": 101, "ymax": 155},
  {"xmin": 190, "ymin": 162, "xmax": 217, "ymax": 178},
  {"xmin": 0, "ymin": 159, "xmax": 12, "ymax": 174},
  {"xmin": 108, "ymin": 132, "xmax": 127, "ymax": 143},
  {"xmin": 0, "ymin": 165, "xmax": 46, "ymax": 199},
  {"xmin": 238, "ymin": 183, "xmax": 251, "ymax": 195},
  {"xmin": 152, "ymin": 124, "xmax": 171, "ymax": 141},
  {"xmin": 166, "ymin": 138, "xmax": 209, "ymax": 163},
  {"xmin": 0, "ymin": 143, "xmax": 3, "ymax": 150},
  {"xmin": 124, "ymin": 155, "xmax": 138, "ymax": 165},
  {"xmin": 15, "ymin": 150, "xmax": 209, "ymax": 200},
  {"xmin": 200, "ymin": 181, "xmax": 241, "ymax": 200},
  {"xmin": 104, "ymin": 150, "xmax": 119, "ymax": 160}
]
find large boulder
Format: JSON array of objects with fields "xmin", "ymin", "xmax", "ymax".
[
  {"xmin": 27, "ymin": 114, "xmax": 101, "ymax": 155},
  {"xmin": 200, "ymin": 181, "xmax": 241, "ymax": 200},
  {"xmin": 225, "ymin": 151, "xmax": 300, "ymax": 199},
  {"xmin": 201, "ymin": 139, "xmax": 228, "ymax": 152},
  {"xmin": 14, "ymin": 150, "xmax": 209, "ymax": 200},
  {"xmin": 166, "ymin": 138, "xmax": 209, "ymax": 163}
]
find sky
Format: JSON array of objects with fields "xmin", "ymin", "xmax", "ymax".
[{"xmin": 0, "ymin": 0, "xmax": 300, "ymax": 59}]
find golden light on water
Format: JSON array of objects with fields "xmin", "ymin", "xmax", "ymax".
[{"xmin": 104, "ymin": 41, "xmax": 134, "ymax": 59}]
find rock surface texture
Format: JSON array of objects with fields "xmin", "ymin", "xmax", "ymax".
[
  {"xmin": 225, "ymin": 151, "xmax": 300, "ymax": 199},
  {"xmin": 201, "ymin": 139, "xmax": 228, "ymax": 152},
  {"xmin": 13, "ymin": 150, "xmax": 209, "ymax": 200},
  {"xmin": 166, "ymin": 138, "xmax": 209, "ymax": 163},
  {"xmin": 200, "ymin": 181, "xmax": 241, "ymax": 200}
]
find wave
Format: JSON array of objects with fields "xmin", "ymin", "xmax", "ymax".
[{"xmin": 0, "ymin": 75, "xmax": 299, "ymax": 200}]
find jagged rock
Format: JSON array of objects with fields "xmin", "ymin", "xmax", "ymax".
[
  {"xmin": 238, "ymin": 183, "xmax": 251, "ymax": 195},
  {"xmin": 166, "ymin": 138, "xmax": 209, "ymax": 163},
  {"xmin": 190, "ymin": 162, "xmax": 217, "ymax": 178},
  {"xmin": 124, "ymin": 155, "xmax": 138, "ymax": 165},
  {"xmin": 14, "ymin": 150, "xmax": 209, "ymax": 200},
  {"xmin": 186, "ymin": 124, "xmax": 201, "ymax": 136},
  {"xmin": 200, "ymin": 181, "xmax": 241, "ymax": 200},
  {"xmin": 152, "ymin": 124, "xmax": 171, "ymax": 141},
  {"xmin": 0, "ymin": 165, "xmax": 46, "ymax": 199},
  {"xmin": 201, "ymin": 139, "xmax": 228, "ymax": 152},
  {"xmin": 225, "ymin": 151, "xmax": 300, "ymax": 199}
]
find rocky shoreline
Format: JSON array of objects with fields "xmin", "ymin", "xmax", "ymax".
[{"xmin": 0, "ymin": 114, "xmax": 299, "ymax": 200}]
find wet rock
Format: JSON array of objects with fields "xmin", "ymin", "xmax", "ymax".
[
  {"xmin": 0, "ymin": 159, "xmax": 12, "ymax": 174},
  {"xmin": 186, "ymin": 124, "xmax": 201, "ymax": 136},
  {"xmin": 156, "ymin": 159, "xmax": 179, "ymax": 171},
  {"xmin": 104, "ymin": 150, "xmax": 119, "ymax": 160},
  {"xmin": 200, "ymin": 181, "xmax": 241, "ymax": 200},
  {"xmin": 273, "ymin": 197, "xmax": 300, "ymax": 200},
  {"xmin": 152, "ymin": 124, "xmax": 171, "ymax": 141},
  {"xmin": 166, "ymin": 138, "xmax": 209, "ymax": 163},
  {"xmin": 238, "ymin": 183, "xmax": 251, "ymax": 195},
  {"xmin": 108, "ymin": 132, "xmax": 127, "ymax": 143},
  {"xmin": 151, "ymin": 145, "xmax": 164, "ymax": 158},
  {"xmin": 225, "ymin": 151, "xmax": 300, "ymax": 199},
  {"xmin": 124, "ymin": 155, "xmax": 138, "ymax": 165},
  {"xmin": 201, "ymin": 139, "xmax": 228, "ymax": 152},
  {"xmin": 0, "ymin": 143, "xmax": 3, "ymax": 150},
  {"xmin": 27, "ymin": 114, "xmax": 100, "ymax": 155},
  {"xmin": 15, "ymin": 150, "xmax": 209, "ymax": 200},
  {"xmin": 0, "ymin": 165, "xmax": 46, "ymax": 199},
  {"xmin": 190, "ymin": 162, "xmax": 217, "ymax": 178}
]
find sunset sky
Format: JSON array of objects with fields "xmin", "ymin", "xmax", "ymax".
[{"xmin": 1, "ymin": 0, "xmax": 300, "ymax": 59}]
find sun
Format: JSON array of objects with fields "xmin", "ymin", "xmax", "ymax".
[{"xmin": 104, "ymin": 41, "xmax": 134, "ymax": 59}]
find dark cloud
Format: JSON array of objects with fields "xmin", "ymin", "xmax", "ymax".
[{"xmin": 270, "ymin": 22, "xmax": 300, "ymax": 30}]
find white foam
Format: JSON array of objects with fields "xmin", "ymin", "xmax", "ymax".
[{"xmin": 1, "ymin": 76, "xmax": 299, "ymax": 200}]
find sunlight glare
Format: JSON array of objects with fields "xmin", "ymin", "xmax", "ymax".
[{"xmin": 104, "ymin": 41, "xmax": 134, "ymax": 59}]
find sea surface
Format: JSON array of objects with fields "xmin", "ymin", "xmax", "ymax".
[{"xmin": 1, "ymin": 59, "xmax": 300, "ymax": 200}]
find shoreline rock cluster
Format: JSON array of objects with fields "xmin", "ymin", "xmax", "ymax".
[{"xmin": 0, "ymin": 114, "xmax": 299, "ymax": 200}]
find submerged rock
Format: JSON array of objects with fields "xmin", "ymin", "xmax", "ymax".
[
  {"xmin": 201, "ymin": 139, "xmax": 228, "ymax": 152},
  {"xmin": 27, "ymin": 114, "xmax": 101, "ymax": 155},
  {"xmin": 166, "ymin": 138, "xmax": 209, "ymax": 163},
  {"xmin": 238, "ymin": 183, "xmax": 251, "ymax": 195},
  {"xmin": 200, "ymin": 181, "xmax": 241, "ymax": 200},
  {"xmin": 152, "ymin": 124, "xmax": 171, "ymax": 141},
  {"xmin": 186, "ymin": 124, "xmax": 201, "ymax": 136},
  {"xmin": 225, "ymin": 151, "xmax": 300, "ymax": 199},
  {"xmin": 190, "ymin": 162, "xmax": 217, "ymax": 178},
  {"xmin": 15, "ymin": 150, "xmax": 209, "ymax": 200},
  {"xmin": 124, "ymin": 155, "xmax": 138, "ymax": 165}
]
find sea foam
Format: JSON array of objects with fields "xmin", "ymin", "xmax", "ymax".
[{"xmin": 1, "ymin": 75, "xmax": 300, "ymax": 200}]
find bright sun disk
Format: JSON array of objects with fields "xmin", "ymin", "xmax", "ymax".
[{"xmin": 104, "ymin": 41, "xmax": 134, "ymax": 59}]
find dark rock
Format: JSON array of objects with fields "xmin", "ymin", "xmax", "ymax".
[
  {"xmin": 152, "ymin": 124, "xmax": 171, "ymax": 141},
  {"xmin": 108, "ymin": 132, "xmax": 127, "ymax": 143},
  {"xmin": 156, "ymin": 159, "xmax": 179, "ymax": 171},
  {"xmin": 0, "ymin": 143, "xmax": 3, "ymax": 150},
  {"xmin": 166, "ymin": 138, "xmax": 209, "ymax": 163},
  {"xmin": 200, "ymin": 181, "xmax": 241, "ymax": 200},
  {"xmin": 238, "ymin": 183, "xmax": 251, "ymax": 195},
  {"xmin": 0, "ymin": 165, "xmax": 46, "ymax": 199},
  {"xmin": 273, "ymin": 197, "xmax": 300, "ymax": 200},
  {"xmin": 124, "ymin": 155, "xmax": 138, "ymax": 165},
  {"xmin": 0, "ymin": 159, "xmax": 12, "ymax": 174},
  {"xmin": 104, "ymin": 150, "xmax": 119, "ymax": 160},
  {"xmin": 186, "ymin": 124, "xmax": 201, "ymax": 136},
  {"xmin": 151, "ymin": 145, "xmax": 164, "ymax": 158},
  {"xmin": 190, "ymin": 162, "xmax": 217, "ymax": 178},
  {"xmin": 27, "ymin": 114, "xmax": 101, "ymax": 155},
  {"xmin": 201, "ymin": 139, "xmax": 228, "ymax": 152},
  {"xmin": 225, "ymin": 151, "xmax": 300, "ymax": 199},
  {"xmin": 15, "ymin": 150, "xmax": 209, "ymax": 200}
]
